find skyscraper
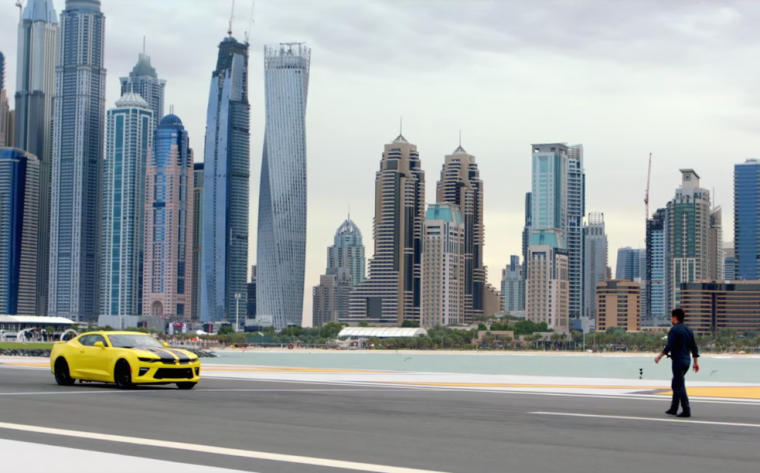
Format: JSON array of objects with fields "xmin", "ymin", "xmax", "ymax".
[
  {"xmin": 583, "ymin": 212, "xmax": 607, "ymax": 320},
  {"xmin": 142, "ymin": 114, "xmax": 194, "ymax": 319},
  {"xmin": 708, "ymin": 206, "xmax": 724, "ymax": 281},
  {"xmin": 349, "ymin": 134, "xmax": 425, "ymax": 324},
  {"xmin": 101, "ymin": 93, "xmax": 153, "ymax": 317},
  {"xmin": 315, "ymin": 216, "xmax": 365, "ymax": 327},
  {"xmin": 526, "ymin": 144, "xmax": 571, "ymax": 332},
  {"xmin": 667, "ymin": 169, "xmax": 710, "ymax": 308},
  {"xmin": 191, "ymin": 162, "xmax": 203, "ymax": 321},
  {"xmin": 120, "ymin": 50, "xmax": 166, "ymax": 127},
  {"xmin": 0, "ymin": 52, "xmax": 10, "ymax": 148},
  {"xmin": 436, "ymin": 144, "xmax": 484, "ymax": 322},
  {"xmin": 13, "ymin": 0, "xmax": 58, "ymax": 316},
  {"xmin": 521, "ymin": 192, "xmax": 531, "ymax": 309},
  {"xmin": 526, "ymin": 230, "xmax": 569, "ymax": 332},
  {"xmin": 0, "ymin": 148, "xmax": 39, "ymax": 315},
  {"xmin": 615, "ymin": 247, "xmax": 643, "ymax": 281},
  {"xmin": 724, "ymin": 242, "xmax": 736, "ymax": 281},
  {"xmin": 49, "ymin": 0, "xmax": 106, "ymax": 322},
  {"xmin": 247, "ymin": 265, "xmax": 256, "ymax": 319},
  {"xmin": 566, "ymin": 145, "xmax": 585, "ymax": 320},
  {"xmin": 328, "ymin": 217, "xmax": 365, "ymax": 287},
  {"xmin": 421, "ymin": 203, "xmax": 465, "ymax": 328},
  {"xmin": 501, "ymin": 255, "xmax": 523, "ymax": 312},
  {"xmin": 645, "ymin": 208, "xmax": 668, "ymax": 324},
  {"xmin": 734, "ymin": 159, "xmax": 760, "ymax": 281},
  {"xmin": 256, "ymin": 43, "xmax": 310, "ymax": 330},
  {"xmin": 201, "ymin": 33, "xmax": 250, "ymax": 323}
]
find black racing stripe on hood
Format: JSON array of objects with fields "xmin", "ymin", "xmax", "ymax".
[
  {"xmin": 164, "ymin": 348, "xmax": 191, "ymax": 362},
  {"xmin": 136, "ymin": 347, "xmax": 178, "ymax": 362}
]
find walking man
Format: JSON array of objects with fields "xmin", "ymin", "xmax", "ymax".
[{"xmin": 655, "ymin": 308, "xmax": 700, "ymax": 418}]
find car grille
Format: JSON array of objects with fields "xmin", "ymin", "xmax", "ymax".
[{"xmin": 154, "ymin": 368, "xmax": 194, "ymax": 380}]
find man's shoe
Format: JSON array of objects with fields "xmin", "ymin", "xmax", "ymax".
[
  {"xmin": 676, "ymin": 411, "xmax": 691, "ymax": 418},
  {"xmin": 665, "ymin": 409, "xmax": 678, "ymax": 416}
]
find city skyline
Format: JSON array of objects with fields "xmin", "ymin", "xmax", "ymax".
[{"xmin": 0, "ymin": 0, "xmax": 757, "ymax": 324}]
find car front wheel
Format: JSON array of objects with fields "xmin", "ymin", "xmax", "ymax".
[
  {"xmin": 54, "ymin": 358, "xmax": 76, "ymax": 386},
  {"xmin": 176, "ymin": 382, "xmax": 197, "ymax": 390},
  {"xmin": 114, "ymin": 361, "xmax": 133, "ymax": 390}
]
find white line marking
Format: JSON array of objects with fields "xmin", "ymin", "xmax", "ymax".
[
  {"xmin": 0, "ymin": 391, "xmax": 145, "ymax": 396},
  {"xmin": 0, "ymin": 421, "xmax": 450, "ymax": 473},
  {"xmin": 531, "ymin": 411, "xmax": 760, "ymax": 428},
  {"xmin": 207, "ymin": 377, "xmax": 760, "ymax": 406}
]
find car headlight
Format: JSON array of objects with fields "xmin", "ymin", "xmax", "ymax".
[{"xmin": 138, "ymin": 357, "xmax": 159, "ymax": 363}]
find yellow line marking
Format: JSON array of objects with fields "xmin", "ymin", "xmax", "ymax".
[{"xmin": 0, "ymin": 362, "xmax": 48, "ymax": 368}]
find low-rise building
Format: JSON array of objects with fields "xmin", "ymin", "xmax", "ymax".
[
  {"xmin": 680, "ymin": 281, "xmax": 760, "ymax": 335},
  {"xmin": 596, "ymin": 280, "xmax": 641, "ymax": 332}
]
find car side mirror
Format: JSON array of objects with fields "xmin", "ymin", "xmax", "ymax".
[
  {"xmin": 94, "ymin": 342, "xmax": 105, "ymax": 349},
  {"xmin": 162, "ymin": 342, "xmax": 170, "ymax": 348}
]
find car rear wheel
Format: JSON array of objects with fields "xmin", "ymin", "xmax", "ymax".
[
  {"xmin": 54, "ymin": 358, "xmax": 76, "ymax": 386},
  {"xmin": 176, "ymin": 382, "xmax": 197, "ymax": 390},
  {"xmin": 114, "ymin": 361, "xmax": 133, "ymax": 390}
]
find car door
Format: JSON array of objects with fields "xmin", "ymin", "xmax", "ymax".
[{"xmin": 77, "ymin": 334, "xmax": 111, "ymax": 381}]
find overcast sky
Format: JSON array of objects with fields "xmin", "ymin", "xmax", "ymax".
[{"xmin": 1, "ymin": 0, "xmax": 757, "ymax": 325}]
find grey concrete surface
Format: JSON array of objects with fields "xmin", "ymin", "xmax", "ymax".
[{"xmin": 1, "ymin": 367, "xmax": 759, "ymax": 473}]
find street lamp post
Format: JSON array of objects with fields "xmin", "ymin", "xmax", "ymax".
[{"xmin": 234, "ymin": 293, "xmax": 242, "ymax": 332}]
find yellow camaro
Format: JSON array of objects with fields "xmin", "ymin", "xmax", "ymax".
[{"xmin": 50, "ymin": 331, "xmax": 201, "ymax": 390}]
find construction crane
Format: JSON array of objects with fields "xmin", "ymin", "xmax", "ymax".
[
  {"xmin": 15, "ymin": 0, "xmax": 24, "ymax": 21},
  {"xmin": 644, "ymin": 153, "xmax": 652, "ymax": 222}
]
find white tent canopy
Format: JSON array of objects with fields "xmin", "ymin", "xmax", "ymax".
[{"xmin": 338, "ymin": 327, "xmax": 428, "ymax": 339}]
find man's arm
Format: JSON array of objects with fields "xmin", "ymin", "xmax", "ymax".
[
  {"xmin": 655, "ymin": 328, "xmax": 675, "ymax": 364},
  {"xmin": 689, "ymin": 328, "xmax": 700, "ymax": 372}
]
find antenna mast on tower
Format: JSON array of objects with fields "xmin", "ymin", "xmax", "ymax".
[
  {"xmin": 15, "ymin": 0, "xmax": 24, "ymax": 21},
  {"xmin": 644, "ymin": 153, "xmax": 652, "ymax": 223},
  {"xmin": 228, "ymin": 0, "xmax": 236, "ymax": 37},
  {"xmin": 245, "ymin": 1, "xmax": 255, "ymax": 44}
]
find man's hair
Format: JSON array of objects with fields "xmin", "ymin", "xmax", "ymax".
[{"xmin": 671, "ymin": 308, "xmax": 685, "ymax": 323}]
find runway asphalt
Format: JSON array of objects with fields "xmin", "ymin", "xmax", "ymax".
[{"xmin": 1, "ymin": 366, "xmax": 759, "ymax": 473}]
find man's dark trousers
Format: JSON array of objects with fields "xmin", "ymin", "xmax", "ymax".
[{"xmin": 671, "ymin": 362, "xmax": 691, "ymax": 413}]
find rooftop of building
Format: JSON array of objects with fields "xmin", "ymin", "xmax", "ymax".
[
  {"xmin": 529, "ymin": 230, "xmax": 565, "ymax": 249},
  {"xmin": 335, "ymin": 216, "xmax": 362, "ymax": 237},
  {"xmin": 65, "ymin": 0, "xmax": 101, "ymax": 12},
  {"xmin": 129, "ymin": 53, "xmax": 158, "ymax": 78},
  {"xmin": 159, "ymin": 114, "xmax": 183, "ymax": 128},
  {"xmin": 115, "ymin": 91, "xmax": 149, "ymax": 109},
  {"xmin": 425, "ymin": 203, "xmax": 463, "ymax": 224},
  {"xmin": 23, "ymin": 0, "xmax": 58, "ymax": 24}
]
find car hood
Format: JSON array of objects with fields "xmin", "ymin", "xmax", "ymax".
[{"xmin": 130, "ymin": 346, "xmax": 199, "ymax": 362}]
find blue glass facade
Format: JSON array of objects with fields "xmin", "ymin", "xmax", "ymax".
[
  {"xmin": 734, "ymin": 159, "xmax": 760, "ymax": 281},
  {"xmin": 201, "ymin": 36, "xmax": 250, "ymax": 323},
  {"xmin": 100, "ymin": 93, "xmax": 152, "ymax": 316},
  {"xmin": 49, "ymin": 0, "xmax": 106, "ymax": 321},
  {"xmin": 0, "ymin": 148, "xmax": 39, "ymax": 314}
]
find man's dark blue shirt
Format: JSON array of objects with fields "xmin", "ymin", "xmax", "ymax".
[{"xmin": 663, "ymin": 322, "xmax": 700, "ymax": 365}]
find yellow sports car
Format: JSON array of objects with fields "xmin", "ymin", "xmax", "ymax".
[{"xmin": 50, "ymin": 331, "xmax": 201, "ymax": 390}]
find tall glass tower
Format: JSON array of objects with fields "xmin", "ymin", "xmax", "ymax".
[
  {"xmin": 143, "ymin": 114, "xmax": 194, "ymax": 320},
  {"xmin": 100, "ymin": 93, "xmax": 153, "ymax": 317},
  {"xmin": 734, "ymin": 159, "xmax": 760, "ymax": 281},
  {"xmin": 566, "ymin": 145, "xmax": 585, "ymax": 320},
  {"xmin": 313, "ymin": 217, "xmax": 365, "ymax": 327},
  {"xmin": 583, "ymin": 212, "xmax": 607, "ymax": 321},
  {"xmin": 120, "ymin": 50, "xmax": 166, "ymax": 128},
  {"xmin": 0, "ymin": 148, "xmax": 39, "ymax": 315},
  {"xmin": 200, "ymin": 34, "xmax": 250, "ymax": 323},
  {"xmin": 14, "ymin": 0, "xmax": 58, "ymax": 315},
  {"xmin": 49, "ymin": 0, "xmax": 106, "ymax": 322},
  {"xmin": 256, "ymin": 43, "xmax": 310, "ymax": 330},
  {"xmin": 645, "ymin": 208, "xmax": 667, "ymax": 324}
]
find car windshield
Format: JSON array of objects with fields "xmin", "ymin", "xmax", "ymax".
[{"xmin": 108, "ymin": 335, "xmax": 164, "ymax": 349}]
